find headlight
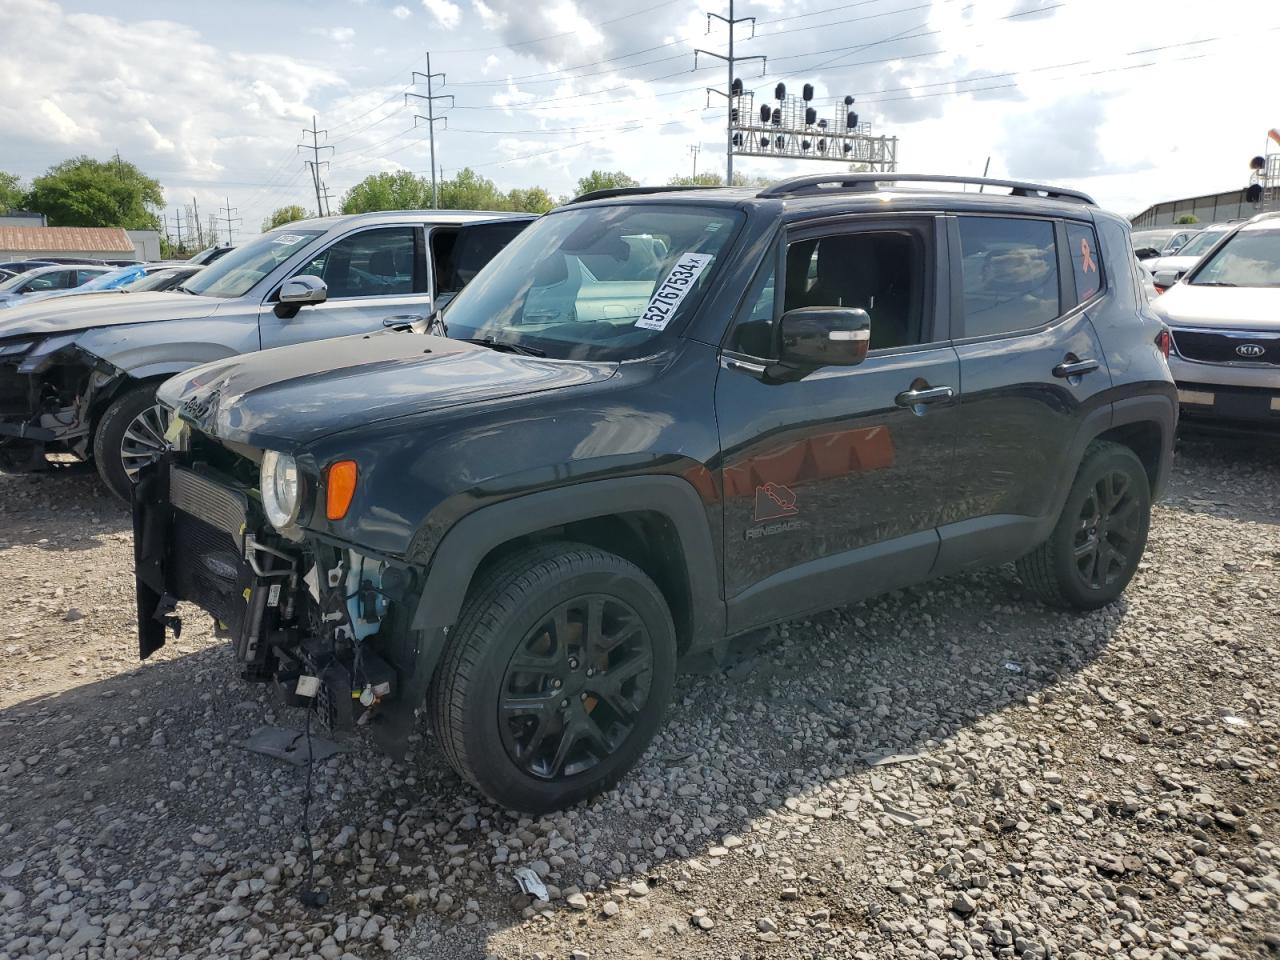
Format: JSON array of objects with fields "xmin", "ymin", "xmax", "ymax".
[
  {"xmin": 0, "ymin": 338, "xmax": 35, "ymax": 356},
  {"xmin": 261, "ymin": 450, "xmax": 301, "ymax": 531},
  {"xmin": 17, "ymin": 333, "xmax": 80, "ymax": 373}
]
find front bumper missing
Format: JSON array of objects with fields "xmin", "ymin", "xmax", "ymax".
[{"xmin": 133, "ymin": 458, "xmax": 405, "ymax": 735}]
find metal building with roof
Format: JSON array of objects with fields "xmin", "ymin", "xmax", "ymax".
[{"xmin": 0, "ymin": 225, "xmax": 136, "ymax": 261}]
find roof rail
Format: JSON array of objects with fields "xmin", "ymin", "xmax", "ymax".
[
  {"xmin": 757, "ymin": 174, "xmax": 1096, "ymax": 205},
  {"xmin": 566, "ymin": 185, "xmax": 720, "ymax": 205}
]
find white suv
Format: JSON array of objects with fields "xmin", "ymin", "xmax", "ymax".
[{"xmin": 1152, "ymin": 212, "xmax": 1280, "ymax": 427}]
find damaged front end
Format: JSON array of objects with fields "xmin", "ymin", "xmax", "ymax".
[
  {"xmin": 133, "ymin": 435, "xmax": 420, "ymax": 746},
  {"xmin": 0, "ymin": 333, "xmax": 120, "ymax": 470}
]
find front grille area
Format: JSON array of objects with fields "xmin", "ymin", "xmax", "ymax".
[
  {"xmin": 1173, "ymin": 328, "xmax": 1280, "ymax": 366},
  {"xmin": 171, "ymin": 510, "xmax": 253, "ymax": 637},
  {"xmin": 170, "ymin": 464, "xmax": 249, "ymax": 546}
]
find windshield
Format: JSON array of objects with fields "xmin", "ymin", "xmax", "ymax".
[
  {"xmin": 1190, "ymin": 225, "xmax": 1280, "ymax": 287},
  {"xmin": 441, "ymin": 204, "xmax": 743, "ymax": 360},
  {"xmin": 182, "ymin": 230, "xmax": 324, "ymax": 299},
  {"xmin": 126, "ymin": 268, "xmax": 191, "ymax": 291},
  {"xmin": 79, "ymin": 266, "xmax": 144, "ymax": 290},
  {"xmin": 1175, "ymin": 229, "xmax": 1227, "ymax": 259}
]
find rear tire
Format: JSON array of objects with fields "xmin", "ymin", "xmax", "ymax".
[
  {"xmin": 93, "ymin": 384, "xmax": 170, "ymax": 502},
  {"xmin": 428, "ymin": 542, "xmax": 677, "ymax": 813},
  {"xmin": 1016, "ymin": 440, "xmax": 1151, "ymax": 610}
]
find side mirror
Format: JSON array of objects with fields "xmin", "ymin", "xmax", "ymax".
[
  {"xmin": 779, "ymin": 306, "xmax": 871, "ymax": 368},
  {"xmin": 279, "ymin": 275, "xmax": 328, "ymax": 305}
]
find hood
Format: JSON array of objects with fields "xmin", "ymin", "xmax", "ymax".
[
  {"xmin": 0, "ymin": 287, "xmax": 130, "ymax": 310},
  {"xmin": 1146, "ymin": 254, "xmax": 1199, "ymax": 278},
  {"xmin": 1152, "ymin": 283, "xmax": 1280, "ymax": 331},
  {"xmin": 0, "ymin": 290, "xmax": 224, "ymax": 340},
  {"xmin": 161, "ymin": 331, "xmax": 619, "ymax": 450}
]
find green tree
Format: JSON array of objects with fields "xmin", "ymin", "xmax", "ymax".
[
  {"xmin": 262, "ymin": 204, "xmax": 310, "ymax": 231},
  {"xmin": 1175, "ymin": 215, "xmax": 1199, "ymax": 225},
  {"xmin": 439, "ymin": 167, "xmax": 509, "ymax": 210},
  {"xmin": 26, "ymin": 155, "xmax": 163, "ymax": 229},
  {"xmin": 575, "ymin": 170, "xmax": 639, "ymax": 197},
  {"xmin": 0, "ymin": 171, "xmax": 25, "ymax": 213},
  {"xmin": 505, "ymin": 186, "xmax": 555, "ymax": 213},
  {"xmin": 667, "ymin": 172, "xmax": 725, "ymax": 187},
  {"xmin": 340, "ymin": 170, "xmax": 432, "ymax": 213}
]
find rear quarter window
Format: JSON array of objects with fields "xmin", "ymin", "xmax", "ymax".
[{"xmin": 1066, "ymin": 222, "xmax": 1103, "ymax": 305}]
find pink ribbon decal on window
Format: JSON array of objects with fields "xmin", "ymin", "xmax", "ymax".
[{"xmin": 1080, "ymin": 237, "xmax": 1096, "ymax": 273}]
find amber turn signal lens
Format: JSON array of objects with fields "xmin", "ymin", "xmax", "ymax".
[{"xmin": 326, "ymin": 460, "xmax": 358, "ymax": 520}]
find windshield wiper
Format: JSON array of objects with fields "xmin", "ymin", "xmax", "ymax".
[
  {"xmin": 1193, "ymin": 281, "xmax": 1237, "ymax": 287},
  {"xmin": 461, "ymin": 336, "xmax": 546, "ymax": 357}
]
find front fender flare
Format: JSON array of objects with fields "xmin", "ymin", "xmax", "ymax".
[{"xmin": 373, "ymin": 476, "xmax": 723, "ymax": 756}]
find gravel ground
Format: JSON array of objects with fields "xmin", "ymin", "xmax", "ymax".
[{"xmin": 0, "ymin": 433, "xmax": 1277, "ymax": 960}]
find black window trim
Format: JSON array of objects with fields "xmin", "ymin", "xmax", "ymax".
[
  {"xmin": 720, "ymin": 213, "xmax": 945, "ymax": 362},
  {"xmin": 947, "ymin": 212, "xmax": 1106, "ymax": 345}
]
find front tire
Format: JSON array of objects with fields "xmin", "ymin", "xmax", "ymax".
[
  {"xmin": 1017, "ymin": 440, "xmax": 1152, "ymax": 610},
  {"xmin": 93, "ymin": 384, "xmax": 170, "ymax": 502},
  {"xmin": 428, "ymin": 542, "xmax": 677, "ymax": 813}
]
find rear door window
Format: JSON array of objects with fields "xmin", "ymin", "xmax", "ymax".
[
  {"xmin": 432, "ymin": 220, "xmax": 531, "ymax": 296},
  {"xmin": 1065, "ymin": 222, "xmax": 1103, "ymax": 305},
  {"xmin": 957, "ymin": 216, "xmax": 1060, "ymax": 337}
]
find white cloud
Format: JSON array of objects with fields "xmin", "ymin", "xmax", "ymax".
[
  {"xmin": 473, "ymin": 0, "xmax": 505, "ymax": 30},
  {"xmin": 421, "ymin": 0, "xmax": 461, "ymax": 29},
  {"xmin": 391, "ymin": 4, "xmax": 411, "ymax": 18},
  {"xmin": 311, "ymin": 26, "xmax": 356, "ymax": 43}
]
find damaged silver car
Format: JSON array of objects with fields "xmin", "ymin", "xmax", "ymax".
[{"xmin": 0, "ymin": 210, "xmax": 533, "ymax": 498}]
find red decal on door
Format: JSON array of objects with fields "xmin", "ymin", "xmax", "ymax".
[{"xmin": 753, "ymin": 482, "xmax": 799, "ymax": 522}]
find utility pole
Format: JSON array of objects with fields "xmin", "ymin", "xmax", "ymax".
[
  {"xmin": 171, "ymin": 210, "xmax": 184, "ymax": 252},
  {"xmin": 696, "ymin": 1, "xmax": 765, "ymax": 185},
  {"xmin": 191, "ymin": 196, "xmax": 204, "ymax": 247},
  {"xmin": 298, "ymin": 116, "xmax": 333, "ymax": 218},
  {"xmin": 689, "ymin": 144, "xmax": 701, "ymax": 177},
  {"xmin": 218, "ymin": 196, "xmax": 242, "ymax": 245},
  {"xmin": 406, "ymin": 53, "xmax": 453, "ymax": 209}
]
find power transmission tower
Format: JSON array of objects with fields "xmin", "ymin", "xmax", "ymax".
[
  {"xmin": 298, "ymin": 116, "xmax": 334, "ymax": 217},
  {"xmin": 689, "ymin": 144, "xmax": 701, "ymax": 177},
  {"xmin": 695, "ymin": 1, "xmax": 765, "ymax": 184},
  {"xmin": 218, "ymin": 197, "xmax": 242, "ymax": 245},
  {"xmin": 406, "ymin": 53, "xmax": 453, "ymax": 209},
  {"xmin": 319, "ymin": 182, "xmax": 337, "ymax": 217}
]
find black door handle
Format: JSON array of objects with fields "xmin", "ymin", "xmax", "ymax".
[
  {"xmin": 1052, "ymin": 357, "xmax": 1100, "ymax": 378},
  {"xmin": 895, "ymin": 385, "xmax": 954, "ymax": 407}
]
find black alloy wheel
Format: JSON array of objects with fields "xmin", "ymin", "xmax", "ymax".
[
  {"xmin": 1016, "ymin": 439, "xmax": 1152, "ymax": 610},
  {"xmin": 1071, "ymin": 469, "xmax": 1143, "ymax": 590},
  {"xmin": 499, "ymin": 595, "xmax": 655, "ymax": 781},
  {"xmin": 429, "ymin": 542, "xmax": 677, "ymax": 813}
]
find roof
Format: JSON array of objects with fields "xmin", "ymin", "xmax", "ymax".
[
  {"xmin": 273, "ymin": 209, "xmax": 538, "ymax": 232},
  {"xmin": 0, "ymin": 226, "xmax": 134, "ymax": 253}
]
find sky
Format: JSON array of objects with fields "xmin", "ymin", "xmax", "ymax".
[{"xmin": 0, "ymin": 0, "xmax": 1275, "ymax": 240}]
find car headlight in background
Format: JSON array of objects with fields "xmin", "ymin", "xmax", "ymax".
[
  {"xmin": 261, "ymin": 450, "xmax": 302, "ymax": 531},
  {"xmin": 0, "ymin": 338, "xmax": 36, "ymax": 357}
]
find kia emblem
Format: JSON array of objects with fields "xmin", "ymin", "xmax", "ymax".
[{"xmin": 1235, "ymin": 343, "xmax": 1265, "ymax": 358}]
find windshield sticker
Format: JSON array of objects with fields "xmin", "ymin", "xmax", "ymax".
[
  {"xmin": 272, "ymin": 234, "xmax": 306, "ymax": 246},
  {"xmin": 636, "ymin": 253, "xmax": 714, "ymax": 331}
]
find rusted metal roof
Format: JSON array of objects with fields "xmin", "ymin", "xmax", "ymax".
[{"xmin": 0, "ymin": 226, "xmax": 134, "ymax": 253}]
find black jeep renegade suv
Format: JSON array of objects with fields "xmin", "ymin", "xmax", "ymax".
[{"xmin": 134, "ymin": 174, "xmax": 1177, "ymax": 812}]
